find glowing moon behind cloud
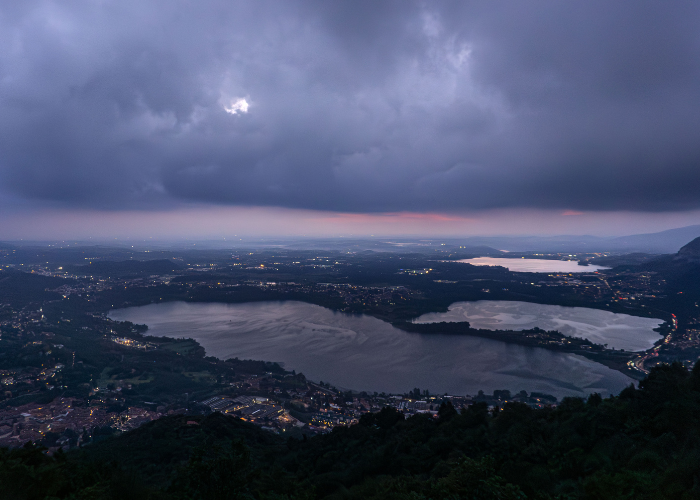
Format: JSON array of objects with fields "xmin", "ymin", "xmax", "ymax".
[{"xmin": 224, "ymin": 98, "xmax": 249, "ymax": 115}]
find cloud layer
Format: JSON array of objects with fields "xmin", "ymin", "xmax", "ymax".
[{"xmin": 2, "ymin": 0, "xmax": 700, "ymax": 213}]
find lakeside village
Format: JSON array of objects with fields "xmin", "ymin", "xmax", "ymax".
[
  {"xmin": 3, "ymin": 248, "xmax": 700, "ymax": 453},
  {"xmin": 0, "ymin": 368, "xmax": 556, "ymax": 454},
  {"xmin": 0, "ymin": 307, "xmax": 558, "ymax": 454}
]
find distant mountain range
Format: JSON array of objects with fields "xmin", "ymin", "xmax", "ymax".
[{"xmin": 450, "ymin": 224, "xmax": 700, "ymax": 254}]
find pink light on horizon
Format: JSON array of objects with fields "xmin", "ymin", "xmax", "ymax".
[
  {"xmin": 319, "ymin": 211, "xmax": 474, "ymax": 223},
  {"xmin": 0, "ymin": 205, "xmax": 700, "ymax": 240}
]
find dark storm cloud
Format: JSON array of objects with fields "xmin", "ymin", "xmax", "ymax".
[{"xmin": 1, "ymin": 0, "xmax": 700, "ymax": 212}]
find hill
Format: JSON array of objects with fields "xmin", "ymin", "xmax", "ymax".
[
  {"xmin": 0, "ymin": 269, "xmax": 66, "ymax": 305},
  {"xmin": 450, "ymin": 224, "xmax": 700, "ymax": 253},
  {"xmin": 678, "ymin": 236, "xmax": 700, "ymax": 260},
  {"xmin": 4, "ymin": 363, "xmax": 700, "ymax": 499},
  {"xmin": 607, "ymin": 224, "xmax": 700, "ymax": 253}
]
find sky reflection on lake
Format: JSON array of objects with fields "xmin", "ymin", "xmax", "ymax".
[
  {"xmin": 414, "ymin": 301, "xmax": 663, "ymax": 351},
  {"xmin": 109, "ymin": 301, "xmax": 633, "ymax": 398},
  {"xmin": 456, "ymin": 257, "xmax": 610, "ymax": 273}
]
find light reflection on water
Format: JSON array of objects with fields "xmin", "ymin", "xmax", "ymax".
[
  {"xmin": 455, "ymin": 257, "xmax": 610, "ymax": 273},
  {"xmin": 414, "ymin": 301, "xmax": 663, "ymax": 352},
  {"xmin": 108, "ymin": 301, "xmax": 633, "ymax": 398}
]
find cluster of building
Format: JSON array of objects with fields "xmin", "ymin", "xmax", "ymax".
[
  {"xmin": 0, "ymin": 395, "xmax": 189, "ymax": 451},
  {"xmin": 317, "ymin": 283, "xmax": 413, "ymax": 309},
  {"xmin": 1, "ymin": 361, "xmax": 66, "ymax": 394},
  {"xmin": 0, "ymin": 372, "xmax": 562, "ymax": 452},
  {"xmin": 0, "ymin": 398, "xmax": 109, "ymax": 452},
  {"xmin": 198, "ymin": 384, "xmax": 554, "ymax": 436},
  {"xmin": 209, "ymin": 280, "xmax": 417, "ymax": 311},
  {"xmin": 51, "ymin": 274, "xmax": 177, "ymax": 297},
  {"xmin": 110, "ymin": 336, "xmax": 157, "ymax": 351},
  {"xmin": 199, "ymin": 395, "xmax": 298, "ymax": 432},
  {"xmin": 0, "ymin": 305, "xmax": 44, "ymax": 332},
  {"xmin": 110, "ymin": 406, "xmax": 167, "ymax": 432},
  {"xmin": 536, "ymin": 271, "xmax": 666, "ymax": 303}
]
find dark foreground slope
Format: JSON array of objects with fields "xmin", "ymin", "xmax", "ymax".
[{"xmin": 4, "ymin": 363, "xmax": 700, "ymax": 500}]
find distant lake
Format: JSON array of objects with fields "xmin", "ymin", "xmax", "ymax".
[
  {"xmin": 455, "ymin": 257, "xmax": 610, "ymax": 273},
  {"xmin": 109, "ymin": 301, "xmax": 632, "ymax": 398},
  {"xmin": 414, "ymin": 301, "xmax": 663, "ymax": 352}
]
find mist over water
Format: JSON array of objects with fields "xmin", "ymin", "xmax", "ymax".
[{"xmin": 109, "ymin": 301, "xmax": 633, "ymax": 398}]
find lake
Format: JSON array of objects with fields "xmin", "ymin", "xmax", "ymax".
[
  {"xmin": 413, "ymin": 301, "xmax": 663, "ymax": 352},
  {"xmin": 108, "ymin": 301, "xmax": 633, "ymax": 398},
  {"xmin": 455, "ymin": 257, "xmax": 610, "ymax": 273}
]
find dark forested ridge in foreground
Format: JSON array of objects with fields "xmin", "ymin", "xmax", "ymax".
[{"xmin": 4, "ymin": 362, "xmax": 700, "ymax": 499}]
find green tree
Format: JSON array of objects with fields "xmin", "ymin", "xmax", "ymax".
[{"xmin": 170, "ymin": 440, "xmax": 255, "ymax": 500}]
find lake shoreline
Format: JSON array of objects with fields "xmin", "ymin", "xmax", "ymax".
[
  {"xmin": 109, "ymin": 300, "xmax": 635, "ymax": 397},
  {"xmin": 396, "ymin": 321, "xmax": 643, "ymax": 380},
  {"xmin": 106, "ymin": 291, "xmax": 663, "ymax": 382}
]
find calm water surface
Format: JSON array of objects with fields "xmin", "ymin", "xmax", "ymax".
[
  {"xmin": 414, "ymin": 301, "xmax": 663, "ymax": 352},
  {"xmin": 456, "ymin": 257, "xmax": 610, "ymax": 273},
  {"xmin": 109, "ymin": 301, "xmax": 632, "ymax": 398}
]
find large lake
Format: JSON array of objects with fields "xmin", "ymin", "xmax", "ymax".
[
  {"xmin": 108, "ymin": 301, "xmax": 633, "ymax": 398},
  {"xmin": 414, "ymin": 301, "xmax": 663, "ymax": 352},
  {"xmin": 455, "ymin": 257, "xmax": 610, "ymax": 273}
]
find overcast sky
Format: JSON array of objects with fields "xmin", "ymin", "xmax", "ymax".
[{"xmin": 2, "ymin": 1, "xmax": 700, "ymax": 239}]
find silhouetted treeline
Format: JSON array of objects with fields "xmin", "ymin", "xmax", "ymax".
[{"xmin": 4, "ymin": 362, "xmax": 700, "ymax": 499}]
